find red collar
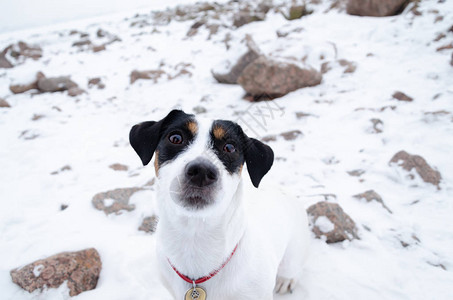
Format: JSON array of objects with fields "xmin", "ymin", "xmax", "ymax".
[{"xmin": 167, "ymin": 243, "xmax": 239, "ymax": 285}]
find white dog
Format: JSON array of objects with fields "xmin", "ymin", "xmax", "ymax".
[{"xmin": 130, "ymin": 110, "xmax": 310, "ymax": 300}]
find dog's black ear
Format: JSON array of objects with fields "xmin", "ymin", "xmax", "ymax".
[
  {"xmin": 244, "ymin": 137, "xmax": 274, "ymax": 188},
  {"xmin": 129, "ymin": 110, "xmax": 187, "ymax": 166}
]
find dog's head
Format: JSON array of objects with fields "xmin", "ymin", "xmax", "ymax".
[{"xmin": 129, "ymin": 109, "xmax": 274, "ymax": 215}]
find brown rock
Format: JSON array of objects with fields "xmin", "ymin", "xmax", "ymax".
[
  {"xmin": 10, "ymin": 248, "xmax": 101, "ymax": 297},
  {"xmin": 436, "ymin": 43, "xmax": 453, "ymax": 52},
  {"xmin": 88, "ymin": 77, "xmax": 106, "ymax": 89},
  {"xmin": 0, "ymin": 46, "xmax": 13, "ymax": 68},
  {"xmin": 72, "ymin": 39, "xmax": 92, "ymax": 47},
  {"xmin": 338, "ymin": 59, "xmax": 357, "ymax": 73},
  {"xmin": 353, "ymin": 190, "xmax": 392, "ymax": 213},
  {"xmin": 92, "ymin": 187, "xmax": 140, "ymax": 214},
  {"xmin": 347, "ymin": 169, "xmax": 365, "ymax": 177},
  {"xmin": 92, "ymin": 45, "xmax": 106, "ymax": 53},
  {"xmin": 233, "ymin": 11, "xmax": 265, "ymax": 28},
  {"xmin": 9, "ymin": 72, "xmax": 45, "ymax": 94},
  {"xmin": 284, "ymin": 5, "xmax": 312, "ymax": 20},
  {"xmin": 370, "ymin": 118, "xmax": 383, "ymax": 133},
  {"xmin": 130, "ymin": 70, "xmax": 166, "ymax": 84},
  {"xmin": 138, "ymin": 215, "xmax": 159, "ymax": 233},
  {"xmin": 392, "ymin": 91, "xmax": 413, "ymax": 102},
  {"xmin": 12, "ymin": 41, "xmax": 43, "ymax": 60},
  {"xmin": 109, "ymin": 163, "xmax": 128, "ymax": 171},
  {"xmin": 237, "ymin": 56, "xmax": 322, "ymax": 98},
  {"xmin": 346, "ymin": 0, "xmax": 410, "ymax": 17},
  {"xmin": 307, "ymin": 201, "xmax": 359, "ymax": 243},
  {"xmin": 280, "ymin": 130, "xmax": 303, "ymax": 141},
  {"xmin": 390, "ymin": 150, "xmax": 442, "ymax": 187},
  {"xmin": 212, "ymin": 35, "xmax": 262, "ymax": 84},
  {"xmin": 37, "ymin": 76, "xmax": 78, "ymax": 93},
  {"xmin": 0, "ymin": 98, "xmax": 11, "ymax": 108},
  {"xmin": 67, "ymin": 87, "xmax": 85, "ymax": 97}
]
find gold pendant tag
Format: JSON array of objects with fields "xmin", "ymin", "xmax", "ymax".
[{"xmin": 184, "ymin": 286, "xmax": 207, "ymax": 300}]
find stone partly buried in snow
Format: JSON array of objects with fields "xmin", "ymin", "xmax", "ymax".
[
  {"xmin": 389, "ymin": 150, "xmax": 442, "ymax": 188},
  {"xmin": 353, "ymin": 190, "xmax": 392, "ymax": 213},
  {"xmin": 0, "ymin": 98, "xmax": 11, "ymax": 108},
  {"xmin": 346, "ymin": 0, "xmax": 410, "ymax": 17},
  {"xmin": 10, "ymin": 248, "xmax": 101, "ymax": 297},
  {"xmin": 9, "ymin": 72, "xmax": 83, "ymax": 97},
  {"xmin": 306, "ymin": 201, "xmax": 359, "ymax": 243},
  {"xmin": 237, "ymin": 56, "xmax": 322, "ymax": 98},
  {"xmin": 139, "ymin": 215, "xmax": 159, "ymax": 233},
  {"xmin": 212, "ymin": 35, "xmax": 262, "ymax": 84},
  {"xmin": 0, "ymin": 41, "xmax": 43, "ymax": 69},
  {"xmin": 92, "ymin": 187, "xmax": 141, "ymax": 214}
]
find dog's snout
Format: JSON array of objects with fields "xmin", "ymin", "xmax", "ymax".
[{"xmin": 185, "ymin": 159, "xmax": 219, "ymax": 187}]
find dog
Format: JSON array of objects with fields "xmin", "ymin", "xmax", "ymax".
[{"xmin": 130, "ymin": 109, "xmax": 310, "ymax": 300}]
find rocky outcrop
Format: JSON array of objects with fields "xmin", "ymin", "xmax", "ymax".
[
  {"xmin": 346, "ymin": 0, "xmax": 410, "ymax": 17},
  {"xmin": 92, "ymin": 187, "xmax": 140, "ymax": 214},
  {"xmin": 233, "ymin": 11, "xmax": 266, "ymax": 28},
  {"xmin": 10, "ymin": 248, "xmax": 101, "ymax": 297},
  {"xmin": 353, "ymin": 190, "xmax": 392, "ymax": 213},
  {"xmin": 390, "ymin": 151, "xmax": 442, "ymax": 188},
  {"xmin": 237, "ymin": 56, "xmax": 322, "ymax": 98},
  {"xmin": 307, "ymin": 201, "xmax": 359, "ymax": 243}
]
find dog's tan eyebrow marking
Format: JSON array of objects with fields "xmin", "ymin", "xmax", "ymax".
[
  {"xmin": 212, "ymin": 125, "xmax": 226, "ymax": 140},
  {"xmin": 186, "ymin": 121, "xmax": 198, "ymax": 135}
]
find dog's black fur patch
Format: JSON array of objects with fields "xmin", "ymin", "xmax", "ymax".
[{"xmin": 129, "ymin": 110, "xmax": 196, "ymax": 167}]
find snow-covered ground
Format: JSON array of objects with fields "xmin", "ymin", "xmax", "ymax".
[{"xmin": 1, "ymin": 0, "xmax": 453, "ymax": 299}]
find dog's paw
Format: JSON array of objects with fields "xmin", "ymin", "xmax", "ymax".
[{"xmin": 274, "ymin": 276, "xmax": 296, "ymax": 294}]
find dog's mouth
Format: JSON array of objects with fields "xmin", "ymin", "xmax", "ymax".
[{"xmin": 169, "ymin": 177, "xmax": 218, "ymax": 210}]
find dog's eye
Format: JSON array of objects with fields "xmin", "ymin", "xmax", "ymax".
[
  {"xmin": 223, "ymin": 143, "xmax": 236, "ymax": 153},
  {"xmin": 169, "ymin": 134, "xmax": 183, "ymax": 144}
]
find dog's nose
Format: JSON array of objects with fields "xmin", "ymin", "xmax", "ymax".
[{"xmin": 185, "ymin": 159, "xmax": 219, "ymax": 187}]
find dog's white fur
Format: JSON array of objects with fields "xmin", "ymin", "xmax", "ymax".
[{"xmin": 154, "ymin": 118, "xmax": 310, "ymax": 299}]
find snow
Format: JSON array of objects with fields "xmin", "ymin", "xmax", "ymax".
[
  {"xmin": 314, "ymin": 216, "xmax": 335, "ymax": 233},
  {"xmin": 1, "ymin": 0, "xmax": 453, "ymax": 299}
]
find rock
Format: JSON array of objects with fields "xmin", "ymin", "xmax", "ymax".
[
  {"xmin": 92, "ymin": 45, "xmax": 106, "ymax": 53},
  {"xmin": 0, "ymin": 98, "xmax": 11, "ymax": 108},
  {"xmin": 450, "ymin": 52, "xmax": 453, "ymax": 67},
  {"xmin": 138, "ymin": 215, "xmax": 159, "ymax": 233},
  {"xmin": 307, "ymin": 201, "xmax": 359, "ymax": 243},
  {"xmin": 109, "ymin": 163, "xmax": 128, "ymax": 171},
  {"xmin": 390, "ymin": 150, "xmax": 442, "ymax": 187},
  {"xmin": 88, "ymin": 77, "xmax": 106, "ymax": 89},
  {"xmin": 10, "ymin": 41, "xmax": 43, "ymax": 60},
  {"xmin": 237, "ymin": 56, "xmax": 322, "ymax": 98},
  {"xmin": 284, "ymin": 5, "xmax": 312, "ymax": 20},
  {"xmin": 338, "ymin": 59, "xmax": 357, "ymax": 73},
  {"xmin": 130, "ymin": 70, "xmax": 166, "ymax": 84},
  {"xmin": 72, "ymin": 39, "xmax": 92, "ymax": 47},
  {"xmin": 370, "ymin": 118, "xmax": 383, "ymax": 133},
  {"xmin": 67, "ymin": 87, "xmax": 85, "ymax": 97},
  {"xmin": 436, "ymin": 43, "xmax": 453, "ymax": 52},
  {"xmin": 353, "ymin": 190, "xmax": 392, "ymax": 213},
  {"xmin": 0, "ymin": 46, "xmax": 14, "ymax": 68},
  {"xmin": 280, "ymin": 130, "xmax": 303, "ymax": 141},
  {"xmin": 212, "ymin": 35, "xmax": 262, "ymax": 84},
  {"xmin": 392, "ymin": 91, "xmax": 413, "ymax": 102},
  {"xmin": 92, "ymin": 187, "xmax": 140, "ymax": 214},
  {"xmin": 233, "ymin": 11, "xmax": 266, "ymax": 28},
  {"xmin": 10, "ymin": 248, "xmax": 101, "ymax": 297},
  {"xmin": 321, "ymin": 59, "xmax": 357, "ymax": 74},
  {"xmin": 346, "ymin": 0, "xmax": 410, "ymax": 17},
  {"xmin": 347, "ymin": 169, "xmax": 365, "ymax": 177},
  {"xmin": 37, "ymin": 76, "xmax": 78, "ymax": 93},
  {"xmin": 193, "ymin": 106, "xmax": 207, "ymax": 114},
  {"xmin": 9, "ymin": 72, "xmax": 45, "ymax": 94}
]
